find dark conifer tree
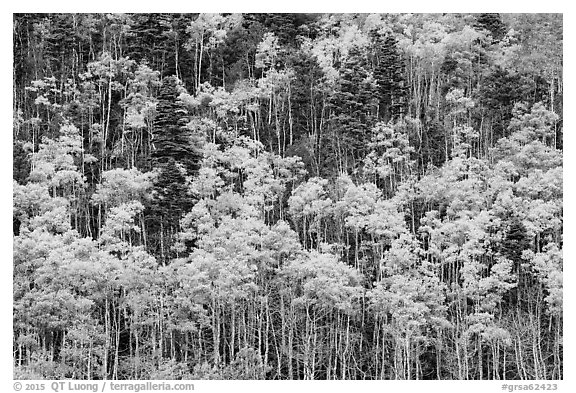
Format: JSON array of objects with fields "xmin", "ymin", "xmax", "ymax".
[
  {"xmin": 247, "ymin": 13, "xmax": 319, "ymax": 46},
  {"xmin": 151, "ymin": 76, "xmax": 202, "ymax": 173},
  {"xmin": 125, "ymin": 14, "xmax": 196, "ymax": 80},
  {"xmin": 147, "ymin": 75, "xmax": 202, "ymax": 262},
  {"xmin": 285, "ymin": 50, "xmax": 325, "ymax": 172},
  {"xmin": 13, "ymin": 141, "xmax": 30, "ymax": 185},
  {"xmin": 477, "ymin": 67, "xmax": 547, "ymax": 139},
  {"xmin": 475, "ymin": 13, "xmax": 507, "ymax": 42},
  {"xmin": 500, "ymin": 217, "xmax": 531, "ymax": 271},
  {"xmin": 326, "ymin": 46, "xmax": 377, "ymax": 174},
  {"xmin": 371, "ymin": 30, "xmax": 407, "ymax": 122}
]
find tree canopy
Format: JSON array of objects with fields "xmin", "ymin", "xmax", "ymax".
[{"xmin": 13, "ymin": 13, "xmax": 562, "ymax": 381}]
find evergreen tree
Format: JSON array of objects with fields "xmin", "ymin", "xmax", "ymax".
[
  {"xmin": 477, "ymin": 67, "xmax": 545, "ymax": 139},
  {"xmin": 246, "ymin": 13, "xmax": 319, "ymax": 46},
  {"xmin": 326, "ymin": 46, "xmax": 377, "ymax": 174},
  {"xmin": 125, "ymin": 14, "xmax": 185, "ymax": 78},
  {"xmin": 475, "ymin": 13, "xmax": 507, "ymax": 42},
  {"xmin": 151, "ymin": 75, "xmax": 202, "ymax": 174},
  {"xmin": 371, "ymin": 30, "xmax": 407, "ymax": 122},
  {"xmin": 13, "ymin": 141, "xmax": 30, "ymax": 185},
  {"xmin": 148, "ymin": 75, "xmax": 202, "ymax": 262},
  {"xmin": 500, "ymin": 217, "xmax": 531, "ymax": 270}
]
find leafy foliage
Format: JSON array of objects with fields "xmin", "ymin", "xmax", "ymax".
[{"xmin": 13, "ymin": 13, "xmax": 562, "ymax": 381}]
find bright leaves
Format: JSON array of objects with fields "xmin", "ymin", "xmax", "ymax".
[{"xmin": 13, "ymin": 13, "xmax": 562, "ymax": 381}]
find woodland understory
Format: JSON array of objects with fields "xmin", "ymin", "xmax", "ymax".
[{"xmin": 13, "ymin": 13, "xmax": 562, "ymax": 380}]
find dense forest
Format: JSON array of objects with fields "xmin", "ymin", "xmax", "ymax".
[{"xmin": 12, "ymin": 13, "xmax": 563, "ymax": 380}]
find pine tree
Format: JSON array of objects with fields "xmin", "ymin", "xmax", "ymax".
[
  {"xmin": 151, "ymin": 75, "xmax": 202, "ymax": 173},
  {"xmin": 13, "ymin": 141, "xmax": 30, "ymax": 185},
  {"xmin": 500, "ymin": 217, "xmax": 531, "ymax": 270},
  {"xmin": 125, "ymin": 14, "xmax": 178, "ymax": 77},
  {"xmin": 477, "ymin": 67, "xmax": 543, "ymax": 140},
  {"xmin": 326, "ymin": 46, "xmax": 377, "ymax": 174},
  {"xmin": 475, "ymin": 13, "xmax": 507, "ymax": 42},
  {"xmin": 148, "ymin": 75, "xmax": 202, "ymax": 262},
  {"xmin": 371, "ymin": 30, "xmax": 407, "ymax": 122},
  {"xmin": 247, "ymin": 13, "xmax": 319, "ymax": 46}
]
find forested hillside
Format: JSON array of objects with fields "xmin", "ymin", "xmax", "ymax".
[{"xmin": 13, "ymin": 13, "xmax": 563, "ymax": 380}]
